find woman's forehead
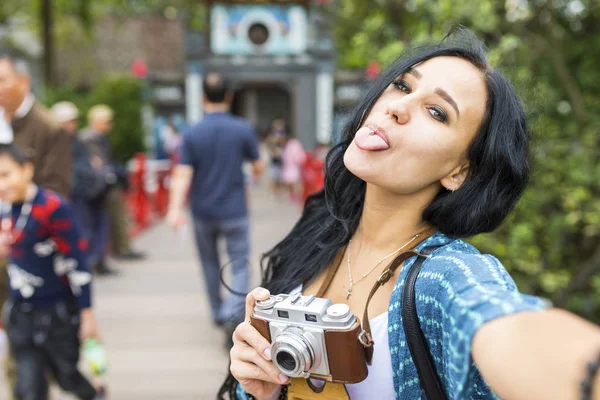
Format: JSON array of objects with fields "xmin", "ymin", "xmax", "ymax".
[{"xmin": 408, "ymin": 56, "xmax": 484, "ymax": 82}]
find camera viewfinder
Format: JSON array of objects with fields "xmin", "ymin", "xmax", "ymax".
[
  {"xmin": 305, "ymin": 314, "xmax": 318, "ymax": 322},
  {"xmin": 277, "ymin": 310, "xmax": 290, "ymax": 318}
]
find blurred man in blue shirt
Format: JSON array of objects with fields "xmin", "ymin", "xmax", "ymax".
[{"xmin": 167, "ymin": 73, "xmax": 263, "ymax": 330}]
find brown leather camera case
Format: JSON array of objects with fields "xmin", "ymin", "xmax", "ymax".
[
  {"xmin": 323, "ymin": 322, "xmax": 368, "ymax": 384},
  {"xmin": 250, "ymin": 316, "xmax": 272, "ymax": 342}
]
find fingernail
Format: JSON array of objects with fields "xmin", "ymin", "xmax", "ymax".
[
  {"xmin": 263, "ymin": 348, "xmax": 271, "ymax": 360},
  {"xmin": 279, "ymin": 374, "xmax": 289, "ymax": 383},
  {"xmin": 257, "ymin": 289, "xmax": 269, "ymax": 297}
]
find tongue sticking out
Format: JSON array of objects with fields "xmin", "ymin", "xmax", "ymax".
[{"xmin": 354, "ymin": 127, "xmax": 390, "ymax": 151}]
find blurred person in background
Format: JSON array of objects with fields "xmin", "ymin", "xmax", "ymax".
[
  {"xmin": 167, "ymin": 73, "xmax": 264, "ymax": 338},
  {"xmin": 0, "ymin": 143, "xmax": 101, "ymax": 400},
  {"xmin": 265, "ymin": 119, "xmax": 285, "ymax": 197},
  {"xmin": 78, "ymin": 106, "xmax": 118, "ymax": 276},
  {"xmin": 0, "ymin": 52, "xmax": 72, "ymax": 198},
  {"xmin": 0, "ymin": 108, "xmax": 11, "ymax": 392},
  {"xmin": 161, "ymin": 119, "xmax": 183, "ymax": 165},
  {"xmin": 51, "ymin": 102, "xmax": 111, "ymax": 277},
  {"xmin": 0, "ymin": 50, "xmax": 72, "ymax": 396},
  {"xmin": 80, "ymin": 105, "xmax": 145, "ymax": 266},
  {"xmin": 280, "ymin": 132, "xmax": 306, "ymax": 203}
]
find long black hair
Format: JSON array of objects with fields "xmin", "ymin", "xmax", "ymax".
[{"xmin": 218, "ymin": 28, "xmax": 530, "ymax": 399}]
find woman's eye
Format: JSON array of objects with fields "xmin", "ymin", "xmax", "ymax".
[
  {"xmin": 392, "ymin": 80, "xmax": 411, "ymax": 94},
  {"xmin": 428, "ymin": 107, "xmax": 448, "ymax": 123}
]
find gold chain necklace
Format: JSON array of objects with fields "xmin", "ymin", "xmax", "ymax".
[{"xmin": 345, "ymin": 231, "xmax": 423, "ymax": 301}]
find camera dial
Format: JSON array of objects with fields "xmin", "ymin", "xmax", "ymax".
[
  {"xmin": 256, "ymin": 296, "xmax": 277, "ymax": 310},
  {"xmin": 326, "ymin": 304, "xmax": 351, "ymax": 320},
  {"xmin": 256, "ymin": 295, "xmax": 286, "ymax": 311}
]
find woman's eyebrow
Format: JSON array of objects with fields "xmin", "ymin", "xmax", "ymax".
[
  {"xmin": 407, "ymin": 68, "xmax": 422, "ymax": 79},
  {"xmin": 407, "ymin": 67, "xmax": 460, "ymax": 117},
  {"xmin": 435, "ymin": 88, "xmax": 460, "ymax": 117}
]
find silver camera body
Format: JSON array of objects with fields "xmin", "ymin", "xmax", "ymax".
[{"xmin": 253, "ymin": 293, "xmax": 357, "ymax": 379}]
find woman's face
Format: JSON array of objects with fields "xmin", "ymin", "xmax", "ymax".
[{"xmin": 344, "ymin": 56, "xmax": 488, "ymax": 195}]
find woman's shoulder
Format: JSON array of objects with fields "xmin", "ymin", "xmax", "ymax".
[
  {"xmin": 416, "ymin": 231, "xmax": 485, "ymax": 256},
  {"xmin": 409, "ymin": 231, "xmax": 550, "ymax": 313},
  {"xmin": 415, "ymin": 232, "xmax": 513, "ymax": 285}
]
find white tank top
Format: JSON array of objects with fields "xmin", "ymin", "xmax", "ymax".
[
  {"xmin": 290, "ymin": 286, "xmax": 395, "ymax": 399},
  {"xmin": 345, "ymin": 311, "xmax": 395, "ymax": 399}
]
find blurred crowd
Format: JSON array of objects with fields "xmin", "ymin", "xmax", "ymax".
[
  {"xmin": 51, "ymin": 102, "xmax": 145, "ymax": 275},
  {"xmin": 161, "ymin": 115, "xmax": 329, "ymax": 210},
  {"xmin": 0, "ymin": 51, "xmax": 328, "ymax": 400},
  {"xmin": 0, "ymin": 51, "xmax": 145, "ymax": 399},
  {"xmin": 263, "ymin": 118, "xmax": 328, "ymax": 205}
]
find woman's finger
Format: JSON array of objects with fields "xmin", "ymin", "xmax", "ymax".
[
  {"xmin": 245, "ymin": 287, "xmax": 271, "ymax": 321},
  {"xmin": 231, "ymin": 358, "xmax": 290, "ymax": 387},
  {"xmin": 233, "ymin": 320, "xmax": 272, "ymax": 361},
  {"xmin": 235, "ymin": 344, "xmax": 288, "ymax": 383}
]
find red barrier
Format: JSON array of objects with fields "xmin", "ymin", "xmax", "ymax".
[
  {"xmin": 132, "ymin": 153, "xmax": 149, "ymax": 229},
  {"xmin": 125, "ymin": 154, "xmax": 173, "ymax": 236},
  {"xmin": 301, "ymin": 151, "xmax": 325, "ymax": 203}
]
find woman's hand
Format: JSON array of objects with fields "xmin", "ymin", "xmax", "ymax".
[{"xmin": 230, "ymin": 287, "xmax": 290, "ymax": 399}]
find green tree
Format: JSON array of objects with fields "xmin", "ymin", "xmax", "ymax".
[
  {"xmin": 44, "ymin": 75, "xmax": 145, "ymax": 163},
  {"xmin": 330, "ymin": 0, "xmax": 600, "ymax": 322},
  {"xmin": 0, "ymin": 0, "xmax": 205, "ymax": 88},
  {"xmin": 90, "ymin": 75, "xmax": 145, "ymax": 163}
]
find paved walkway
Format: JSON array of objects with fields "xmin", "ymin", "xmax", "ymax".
[{"xmin": 0, "ymin": 186, "xmax": 301, "ymax": 400}]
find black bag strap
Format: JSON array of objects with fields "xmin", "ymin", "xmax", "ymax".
[{"xmin": 402, "ymin": 245, "xmax": 448, "ymax": 400}]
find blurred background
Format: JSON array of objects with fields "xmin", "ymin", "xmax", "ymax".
[{"xmin": 0, "ymin": 0, "xmax": 599, "ymax": 398}]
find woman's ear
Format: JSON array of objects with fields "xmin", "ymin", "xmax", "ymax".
[{"xmin": 440, "ymin": 160, "xmax": 470, "ymax": 192}]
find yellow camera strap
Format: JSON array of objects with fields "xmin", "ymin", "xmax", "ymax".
[{"xmin": 287, "ymin": 378, "xmax": 350, "ymax": 400}]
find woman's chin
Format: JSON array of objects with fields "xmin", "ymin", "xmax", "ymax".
[{"xmin": 344, "ymin": 145, "xmax": 381, "ymax": 182}]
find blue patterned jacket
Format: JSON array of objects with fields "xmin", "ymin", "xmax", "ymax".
[
  {"xmin": 237, "ymin": 232, "xmax": 549, "ymax": 399},
  {"xmin": 390, "ymin": 232, "xmax": 549, "ymax": 399}
]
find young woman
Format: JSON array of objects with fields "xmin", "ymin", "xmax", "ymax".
[{"xmin": 220, "ymin": 30, "xmax": 600, "ymax": 400}]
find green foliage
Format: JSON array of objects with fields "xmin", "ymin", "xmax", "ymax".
[
  {"xmin": 43, "ymin": 75, "xmax": 145, "ymax": 163},
  {"xmin": 97, "ymin": 0, "xmax": 207, "ymax": 30},
  {"xmin": 331, "ymin": 0, "xmax": 600, "ymax": 322},
  {"xmin": 89, "ymin": 76, "xmax": 145, "ymax": 163},
  {"xmin": 0, "ymin": 0, "xmax": 205, "ymax": 27}
]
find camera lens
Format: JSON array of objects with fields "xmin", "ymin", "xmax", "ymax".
[
  {"xmin": 271, "ymin": 327, "xmax": 319, "ymax": 377},
  {"xmin": 276, "ymin": 351, "xmax": 297, "ymax": 372}
]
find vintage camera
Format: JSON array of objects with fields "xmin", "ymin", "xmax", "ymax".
[{"xmin": 250, "ymin": 293, "xmax": 368, "ymax": 384}]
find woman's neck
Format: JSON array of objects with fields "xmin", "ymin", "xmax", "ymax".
[{"xmin": 354, "ymin": 183, "xmax": 435, "ymax": 251}]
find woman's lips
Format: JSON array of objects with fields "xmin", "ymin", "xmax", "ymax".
[
  {"xmin": 354, "ymin": 125, "xmax": 390, "ymax": 151},
  {"xmin": 366, "ymin": 123, "xmax": 390, "ymax": 145}
]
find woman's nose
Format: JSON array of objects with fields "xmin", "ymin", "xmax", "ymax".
[{"xmin": 385, "ymin": 98, "xmax": 411, "ymax": 125}]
